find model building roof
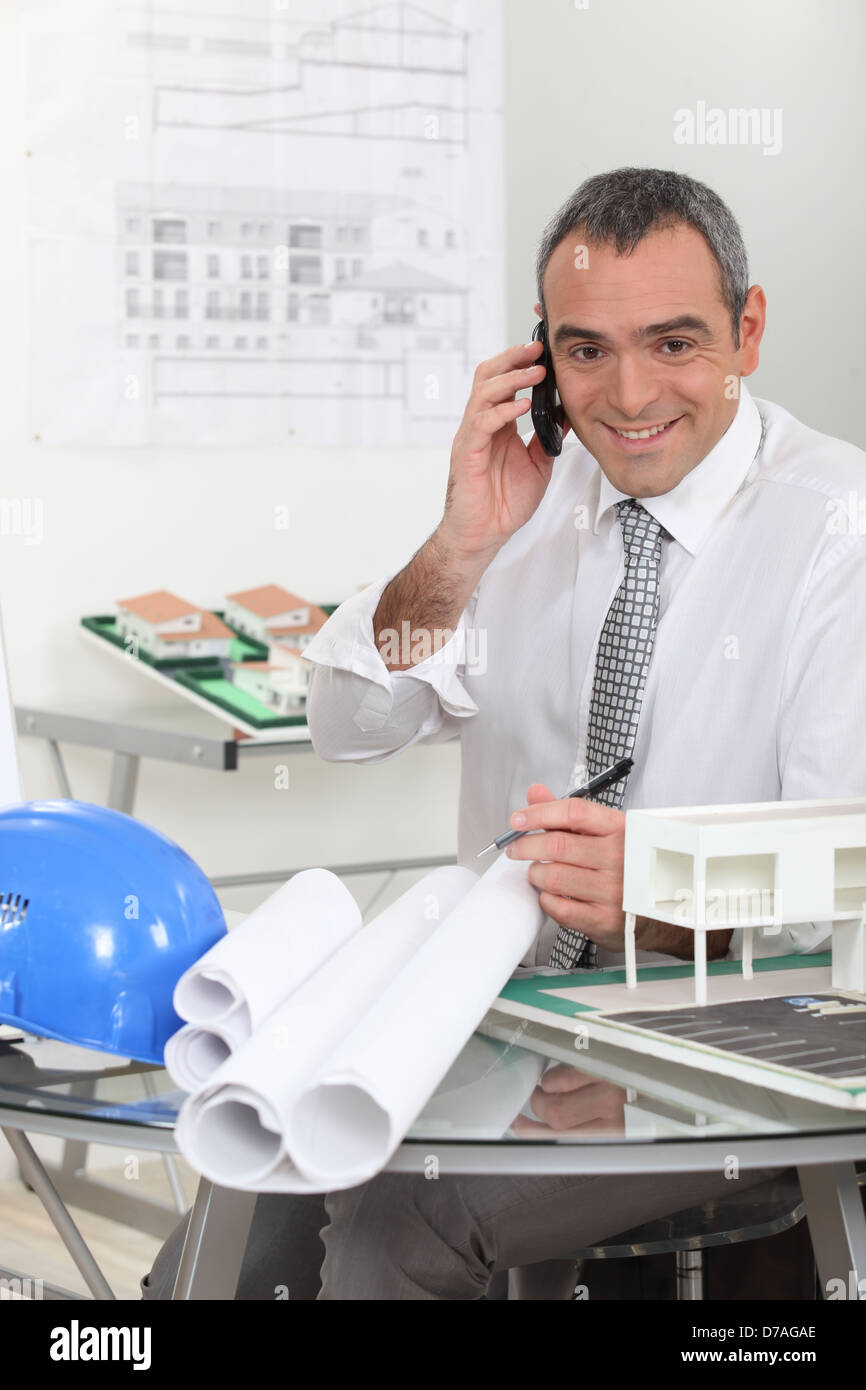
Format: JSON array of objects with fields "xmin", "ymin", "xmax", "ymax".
[
  {"xmin": 117, "ymin": 590, "xmax": 201, "ymax": 623},
  {"xmin": 226, "ymin": 584, "xmax": 312, "ymax": 618},
  {"xmin": 270, "ymin": 612, "xmax": 328, "ymax": 638},
  {"xmin": 158, "ymin": 611, "xmax": 234, "ymax": 642}
]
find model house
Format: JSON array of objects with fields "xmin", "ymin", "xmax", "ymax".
[
  {"xmin": 230, "ymin": 643, "xmax": 310, "ymax": 714},
  {"xmin": 223, "ymin": 585, "xmax": 328, "ymax": 652},
  {"xmin": 621, "ymin": 797, "xmax": 866, "ymax": 1004},
  {"xmin": 116, "ymin": 590, "xmax": 234, "ymax": 661}
]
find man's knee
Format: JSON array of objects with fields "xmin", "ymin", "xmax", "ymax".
[
  {"xmin": 140, "ymin": 1191, "xmax": 329, "ymax": 1301},
  {"xmin": 319, "ymin": 1174, "xmax": 491, "ymax": 1300}
]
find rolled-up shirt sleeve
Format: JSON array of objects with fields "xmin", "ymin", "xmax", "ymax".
[
  {"xmin": 730, "ymin": 530, "xmax": 866, "ymax": 960},
  {"xmin": 304, "ymin": 572, "xmax": 481, "ymax": 764}
]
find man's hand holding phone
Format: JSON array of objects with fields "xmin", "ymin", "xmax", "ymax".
[
  {"xmin": 433, "ymin": 338, "xmax": 569, "ymax": 567},
  {"xmin": 373, "ymin": 335, "xmax": 568, "ymax": 671}
]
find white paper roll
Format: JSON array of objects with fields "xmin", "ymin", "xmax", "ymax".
[
  {"xmin": 172, "ymin": 867, "xmax": 362, "ymax": 1034},
  {"xmin": 286, "ymin": 852, "xmax": 544, "ymax": 1189},
  {"xmin": 175, "ymin": 864, "xmax": 479, "ymax": 1188},
  {"xmin": 164, "ymin": 1011, "xmax": 249, "ymax": 1092}
]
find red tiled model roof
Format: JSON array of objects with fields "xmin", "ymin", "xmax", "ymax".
[
  {"xmin": 117, "ymin": 590, "xmax": 201, "ymax": 623},
  {"xmin": 226, "ymin": 584, "xmax": 311, "ymax": 619}
]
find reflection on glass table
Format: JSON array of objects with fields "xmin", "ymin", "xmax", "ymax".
[{"xmin": 0, "ymin": 1022, "xmax": 863, "ymax": 1299}]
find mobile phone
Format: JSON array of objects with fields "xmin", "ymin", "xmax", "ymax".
[{"xmin": 530, "ymin": 319, "xmax": 563, "ymax": 457}]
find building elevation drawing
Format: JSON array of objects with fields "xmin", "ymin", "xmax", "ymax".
[{"xmin": 26, "ymin": 0, "xmax": 504, "ymax": 446}]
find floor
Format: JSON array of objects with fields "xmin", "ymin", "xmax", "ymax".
[{"xmin": 0, "ymin": 1153, "xmax": 198, "ymax": 1300}]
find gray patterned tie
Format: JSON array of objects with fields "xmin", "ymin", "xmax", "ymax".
[{"xmin": 548, "ymin": 498, "xmax": 670, "ymax": 971}]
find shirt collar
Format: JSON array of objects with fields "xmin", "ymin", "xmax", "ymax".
[{"xmin": 590, "ymin": 380, "xmax": 764, "ymax": 556}]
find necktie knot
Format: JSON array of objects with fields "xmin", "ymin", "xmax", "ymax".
[{"xmin": 615, "ymin": 497, "xmax": 667, "ymax": 562}]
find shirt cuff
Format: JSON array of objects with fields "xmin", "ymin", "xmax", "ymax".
[
  {"xmin": 304, "ymin": 573, "xmax": 480, "ymax": 731},
  {"xmin": 727, "ymin": 920, "xmax": 832, "ymax": 959}
]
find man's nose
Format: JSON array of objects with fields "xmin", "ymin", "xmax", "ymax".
[{"xmin": 606, "ymin": 355, "xmax": 664, "ymax": 424}]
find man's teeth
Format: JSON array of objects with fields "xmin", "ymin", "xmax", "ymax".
[{"xmin": 614, "ymin": 420, "xmax": 675, "ymax": 439}]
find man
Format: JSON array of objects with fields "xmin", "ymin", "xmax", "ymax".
[{"xmin": 142, "ymin": 167, "xmax": 866, "ymax": 1300}]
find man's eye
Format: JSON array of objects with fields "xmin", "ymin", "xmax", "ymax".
[
  {"xmin": 573, "ymin": 346, "xmax": 602, "ymax": 362},
  {"xmin": 662, "ymin": 339, "xmax": 690, "ymax": 354}
]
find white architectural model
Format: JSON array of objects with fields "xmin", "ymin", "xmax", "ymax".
[
  {"xmin": 116, "ymin": 590, "xmax": 234, "ymax": 660},
  {"xmin": 622, "ymin": 798, "xmax": 866, "ymax": 1005}
]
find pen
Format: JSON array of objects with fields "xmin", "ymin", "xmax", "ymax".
[{"xmin": 474, "ymin": 757, "xmax": 634, "ymax": 858}]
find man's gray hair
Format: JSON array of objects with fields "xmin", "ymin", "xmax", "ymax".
[{"xmin": 535, "ymin": 167, "xmax": 750, "ymax": 346}]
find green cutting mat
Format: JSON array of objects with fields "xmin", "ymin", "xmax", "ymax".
[{"xmin": 497, "ymin": 951, "xmax": 833, "ymax": 1019}]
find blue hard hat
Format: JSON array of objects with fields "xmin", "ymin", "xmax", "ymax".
[{"xmin": 0, "ymin": 800, "xmax": 227, "ymax": 1064}]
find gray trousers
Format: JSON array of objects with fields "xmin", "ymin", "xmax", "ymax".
[{"xmin": 140, "ymin": 1164, "xmax": 789, "ymax": 1300}]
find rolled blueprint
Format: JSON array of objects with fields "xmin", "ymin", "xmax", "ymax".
[
  {"xmin": 286, "ymin": 851, "xmax": 544, "ymax": 1189},
  {"xmin": 175, "ymin": 864, "xmax": 479, "ymax": 1186},
  {"xmin": 164, "ymin": 1014, "xmax": 249, "ymax": 1093},
  {"xmin": 171, "ymin": 868, "xmax": 362, "ymax": 1034}
]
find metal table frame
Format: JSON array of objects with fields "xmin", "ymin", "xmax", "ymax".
[{"xmin": 16, "ymin": 702, "xmax": 457, "ymax": 888}]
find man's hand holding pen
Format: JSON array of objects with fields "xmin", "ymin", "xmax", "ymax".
[
  {"xmin": 505, "ymin": 782, "xmax": 734, "ymax": 961},
  {"xmin": 504, "ymin": 783, "xmax": 631, "ymax": 952}
]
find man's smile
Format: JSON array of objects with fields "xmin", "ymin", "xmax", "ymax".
[{"xmin": 601, "ymin": 415, "xmax": 684, "ymax": 450}]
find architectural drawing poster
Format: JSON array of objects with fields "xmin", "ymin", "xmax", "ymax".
[{"xmin": 25, "ymin": 0, "xmax": 505, "ymax": 446}]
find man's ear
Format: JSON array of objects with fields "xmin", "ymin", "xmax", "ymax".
[
  {"xmin": 738, "ymin": 284, "xmax": 766, "ymax": 377},
  {"xmin": 533, "ymin": 300, "xmax": 543, "ymax": 319}
]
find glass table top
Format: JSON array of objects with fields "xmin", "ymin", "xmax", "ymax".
[{"xmin": 1, "ymin": 1014, "xmax": 865, "ymax": 1150}]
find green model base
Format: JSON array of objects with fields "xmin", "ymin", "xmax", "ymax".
[
  {"xmin": 175, "ymin": 667, "xmax": 309, "ymax": 729},
  {"xmin": 82, "ymin": 604, "xmax": 339, "ymax": 729},
  {"xmin": 497, "ymin": 950, "xmax": 834, "ymax": 1018}
]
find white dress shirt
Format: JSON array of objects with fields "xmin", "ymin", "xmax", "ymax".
[{"xmin": 304, "ymin": 380, "xmax": 866, "ymax": 968}]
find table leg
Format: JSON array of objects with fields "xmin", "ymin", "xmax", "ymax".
[
  {"xmin": 798, "ymin": 1162, "xmax": 866, "ymax": 1299},
  {"xmin": 47, "ymin": 739, "xmax": 73, "ymax": 798},
  {"xmin": 741, "ymin": 923, "xmax": 754, "ymax": 982},
  {"xmin": 625, "ymin": 912, "xmax": 637, "ymax": 989},
  {"xmin": 1, "ymin": 1126, "xmax": 115, "ymax": 1300},
  {"xmin": 675, "ymin": 1249, "xmax": 704, "ymax": 1300},
  {"xmin": 694, "ymin": 929, "xmax": 707, "ymax": 1006},
  {"xmin": 172, "ymin": 1179, "xmax": 257, "ymax": 1300},
  {"xmin": 107, "ymin": 751, "xmax": 140, "ymax": 814}
]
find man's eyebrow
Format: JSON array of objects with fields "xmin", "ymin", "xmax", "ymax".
[
  {"xmin": 636, "ymin": 314, "xmax": 715, "ymax": 341},
  {"xmin": 552, "ymin": 314, "xmax": 715, "ymax": 348}
]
